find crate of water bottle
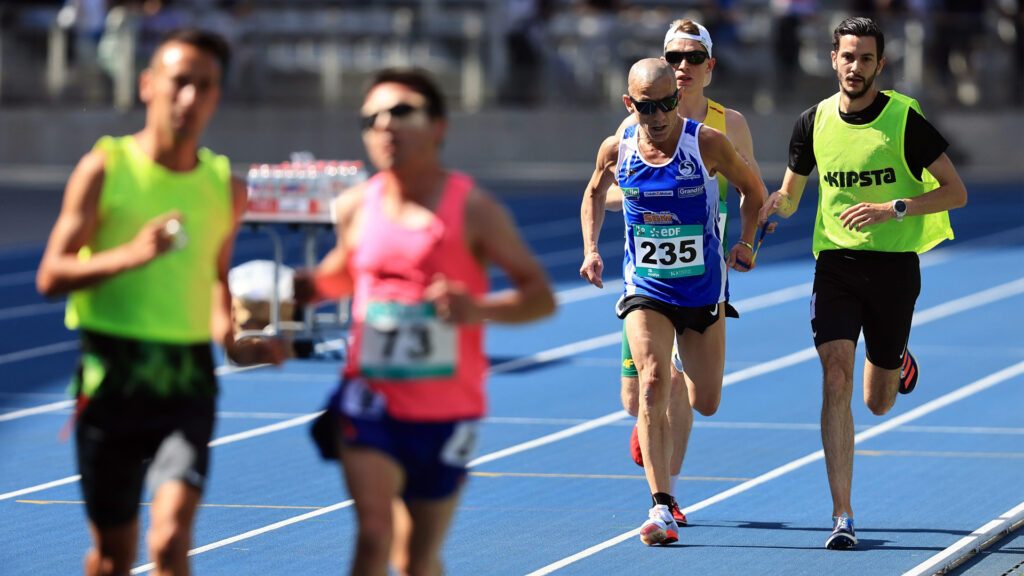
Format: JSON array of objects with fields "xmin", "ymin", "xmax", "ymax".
[{"xmin": 245, "ymin": 159, "xmax": 367, "ymax": 223}]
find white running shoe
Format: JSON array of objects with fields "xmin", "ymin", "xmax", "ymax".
[{"xmin": 639, "ymin": 504, "xmax": 679, "ymax": 546}]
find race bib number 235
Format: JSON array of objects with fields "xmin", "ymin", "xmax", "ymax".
[{"xmin": 632, "ymin": 224, "xmax": 705, "ymax": 279}]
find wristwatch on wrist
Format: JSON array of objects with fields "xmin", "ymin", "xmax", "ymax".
[{"xmin": 892, "ymin": 199, "xmax": 908, "ymax": 221}]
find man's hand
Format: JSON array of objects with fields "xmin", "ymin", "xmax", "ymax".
[
  {"xmin": 759, "ymin": 191, "xmax": 792, "ymax": 223},
  {"xmin": 425, "ymin": 274, "xmax": 481, "ymax": 324},
  {"xmin": 579, "ymin": 251, "xmax": 604, "ymax": 288},
  {"xmin": 227, "ymin": 336, "xmax": 288, "ymax": 366},
  {"xmin": 125, "ymin": 211, "xmax": 182, "ymax": 267},
  {"xmin": 727, "ymin": 242, "xmax": 755, "ymax": 272},
  {"xmin": 840, "ymin": 202, "xmax": 893, "ymax": 230},
  {"xmin": 293, "ymin": 269, "xmax": 317, "ymax": 305}
]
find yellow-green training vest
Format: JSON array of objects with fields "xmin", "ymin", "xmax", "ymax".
[
  {"xmin": 66, "ymin": 135, "xmax": 233, "ymax": 343},
  {"xmin": 811, "ymin": 90, "xmax": 953, "ymax": 257},
  {"xmin": 703, "ymin": 98, "xmax": 730, "ymax": 239}
]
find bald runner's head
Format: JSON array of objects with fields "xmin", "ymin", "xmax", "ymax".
[
  {"xmin": 628, "ymin": 58, "xmax": 675, "ymax": 96},
  {"xmin": 623, "ymin": 58, "xmax": 680, "ymax": 145}
]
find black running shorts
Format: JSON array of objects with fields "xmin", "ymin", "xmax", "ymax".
[
  {"xmin": 76, "ymin": 396, "xmax": 215, "ymax": 527},
  {"xmin": 811, "ymin": 249, "xmax": 920, "ymax": 369},
  {"xmin": 616, "ymin": 294, "xmax": 724, "ymax": 335},
  {"xmin": 72, "ymin": 331, "xmax": 217, "ymax": 528}
]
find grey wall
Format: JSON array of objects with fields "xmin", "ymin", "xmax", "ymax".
[{"xmin": 1, "ymin": 107, "xmax": 1023, "ymax": 186}]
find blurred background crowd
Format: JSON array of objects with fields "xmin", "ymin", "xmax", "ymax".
[{"xmin": 1, "ymin": 0, "xmax": 1021, "ymax": 114}]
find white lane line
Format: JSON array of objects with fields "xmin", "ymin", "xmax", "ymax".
[
  {"xmin": 489, "ymin": 240, "xmax": 624, "ymax": 280},
  {"xmin": 0, "ymin": 400, "xmax": 74, "ymax": 422},
  {"xmin": 0, "ymin": 269, "xmax": 816, "ymax": 422},
  {"xmin": 7, "ymin": 272, "xmax": 1024, "ymax": 503},
  {"xmin": 128, "ymin": 412, "xmax": 631, "ymax": 574},
  {"xmin": 0, "ymin": 270, "xmax": 36, "ymax": 287},
  {"xmin": 129, "ymin": 500, "xmax": 358, "ymax": 575},
  {"xmin": 903, "ymin": 500, "xmax": 1024, "ymax": 576},
  {"xmin": 526, "ymin": 360, "xmax": 1024, "ymax": 575},
  {"xmin": 0, "ymin": 475, "xmax": 81, "ymax": 502},
  {"xmin": 0, "ymin": 340, "xmax": 77, "ymax": 365},
  {"xmin": 0, "ymin": 222, "xmax": 1013, "ymax": 371},
  {"xmin": 207, "ymin": 413, "xmax": 321, "ymax": 447},
  {"xmin": 491, "ymin": 332, "xmax": 623, "ymax": 375},
  {"xmin": 723, "ymin": 276, "xmax": 1024, "ymax": 387},
  {"xmin": 0, "ymin": 301, "xmax": 64, "ymax": 321},
  {"xmin": 0, "ymin": 358, "xmax": 271, "ymax": 423},
  {"xmin": 0, "ymin": 412, "xmax": 324, "ymax": 502},
  {"xmin": 483, "ymin": 417, "xmax": 1024, "ymax": 435},
  {"xmin": 468, "ymin": 411, "xmax": 628, "ymax": 468},
  {"xmin": 128, "ymin": 278, "xmax": 1024, "ymax": 572}
]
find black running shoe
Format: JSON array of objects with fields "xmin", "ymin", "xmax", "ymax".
[
  {"xmin": 898, "ymin": 349, "xmax": 919, "ymax": 395},
  {"xmin": 825, "ymin": 514, "xmax": 858, "ymax": 550}
]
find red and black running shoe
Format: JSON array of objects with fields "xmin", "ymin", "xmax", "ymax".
[
  {"xmin": 898, "ymin": 349, "xmax": 919, "ymax": 394},
  {"xmin": 669, "ymin": 497, "xmax": 688, "ymax": 526}
]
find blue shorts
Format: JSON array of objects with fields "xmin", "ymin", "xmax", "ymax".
[{"xmin": 311, "ymin": 378, "xmax": 479, "ymax": 501}]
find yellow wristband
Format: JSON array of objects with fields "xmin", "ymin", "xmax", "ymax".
[{"xmin": 737, "ymin": 240, "xmax": 754, "ymax": 251}]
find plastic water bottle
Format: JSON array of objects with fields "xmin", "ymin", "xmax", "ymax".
[{"xmin": 163, "ymin": 218, "xmax": 188, "ymax": 250}]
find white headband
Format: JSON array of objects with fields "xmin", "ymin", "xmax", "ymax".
[{"xmin": 663, "ymin": 23, "xmax": 713, "ymax": 58}]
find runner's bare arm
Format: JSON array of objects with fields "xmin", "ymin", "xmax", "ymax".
[
  {"xmin": 36, "ymin": 149, "xmax": 179, "ymax": 296},
  {"xmin": 211, "ymin": 177, "xmax": 247, "ymax": 349},
  {"xmin": 604, "ymin": 115, "xmax": 638, "ymax": 212},
  {"xmin": 906, "ymin": 153, "xmax": 968, "ymax": 214},
  {"xmin": 839, "ymin": 152, "xmax": 968, "ymax": 230},
  {"xmin": 294, "ymin": 185, "xmax": 365, "ymax": 304},
  {"xmin": 441, "ymin": 188, "xmax": 553, "ymax": 324},
  {"xmin": 216, "ymin": 178, "xmax": 285, "ymax": 365},
  {"xmin": 724, "ymin": 108, "xmax": 763, "ymax": 180},
  {"xmin": 701, "ymin": 128, "xmax": 765, "ymax": 242},
  {"xmin": 580, "ymin": 136, "xmax": 619, "ymax": 288},
  {"xmin": 760, "ymin": 168, "xmax": 809, "ymax": 223}
]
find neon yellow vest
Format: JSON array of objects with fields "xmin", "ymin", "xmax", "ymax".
[
  {"xmin": 66, "ymin": 136, "xmax": 233, "ymax": 343},
  {"xmin": 703, "ymin": 99, "xmax": 730, "ymax": 238},
  {"xmin": 811, "ymin": 90, "xmax": 954, "ymax": 257}
]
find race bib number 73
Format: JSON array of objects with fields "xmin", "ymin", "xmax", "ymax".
[
  {"xmin": 632, "ymin": 224, "xmax": 705, "ymax": 279},
  {"xmin": 360, "ymin": 301, "xmax": 456, "ymax": 380}
]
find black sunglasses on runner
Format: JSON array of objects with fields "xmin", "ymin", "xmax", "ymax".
[
  {"xmin": 629, "ymin": 91, "xmax": 679, "ymax": 115},
  {"xmin": 664, "ymin": 50, "xmax": 710, "ymax": 66},
  {"xmin": 360, "ymin": 103, "xmax": 424, "ymax": 131}
]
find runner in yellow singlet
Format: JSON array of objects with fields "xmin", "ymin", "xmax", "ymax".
[{"xmin": 36, "ymin": 30, "xmax": 284, "ymax": 576}]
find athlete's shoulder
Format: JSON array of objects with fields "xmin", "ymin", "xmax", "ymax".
[
  {"xmin": 615, "ymin": 114, "xmax": 638, "ymax": 138},
  {"xmin": 68, "ymin": 147, "xmax": 109, "ymax": 196},
  {"xmin": 696, "ymin": 122, "xmax": 728, "ymax": 146},
  {"xmin": 722, "ymin": 106, "xmax": 751, "ymax": 134},
  {"xmin": 334, "ymin": 179, "xmax": 370, "ymax": 223},
  {"xmin": 598, "ymin": 133, "xmax": 620, "ymax": 159}
]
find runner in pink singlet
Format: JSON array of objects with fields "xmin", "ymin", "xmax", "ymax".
[
  {"xmin": 345, "ymin": 170, "xmax": 489, "ymax": 422},
  {"xmin": 296, "ymin": 68, "xmax": 555, "ymax": 576}
]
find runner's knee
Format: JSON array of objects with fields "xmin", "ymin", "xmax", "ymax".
[
  {"xmin": 355, "ymin": 517, "xmax": 394, "ymax": 562},
  {"xmin": 863, "ymin": 374, "xmax": 897, "ymax": 416},
  {"xmin": 692, "ymin": 392, "xmax": 720, "ymax": 417},
  {"xmin": 85, "ymin": 547, "xmax": 133, "ymax": 576},
  {"xmin": 637, "ymin": 369, "xmax": 671, "ymax": 408},
  {"xmin": 821, "ymin": 354, "xmax": 855, "ymax": 400},
  {"xmin": 404, "ymin": 554, "xmax": 442, "ymax": 576},
  {"xmin": 147, "ymin": 520, "xmax": 190, "ymax": 567}
]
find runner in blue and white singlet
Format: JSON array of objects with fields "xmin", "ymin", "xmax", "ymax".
[
  {"xmin": 580, "ymin": 57, "xmax": 766, "ymax": 548},
  {"xmin": 618, "ymin": 118, "xmax": 727, "ymax": 308}
]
